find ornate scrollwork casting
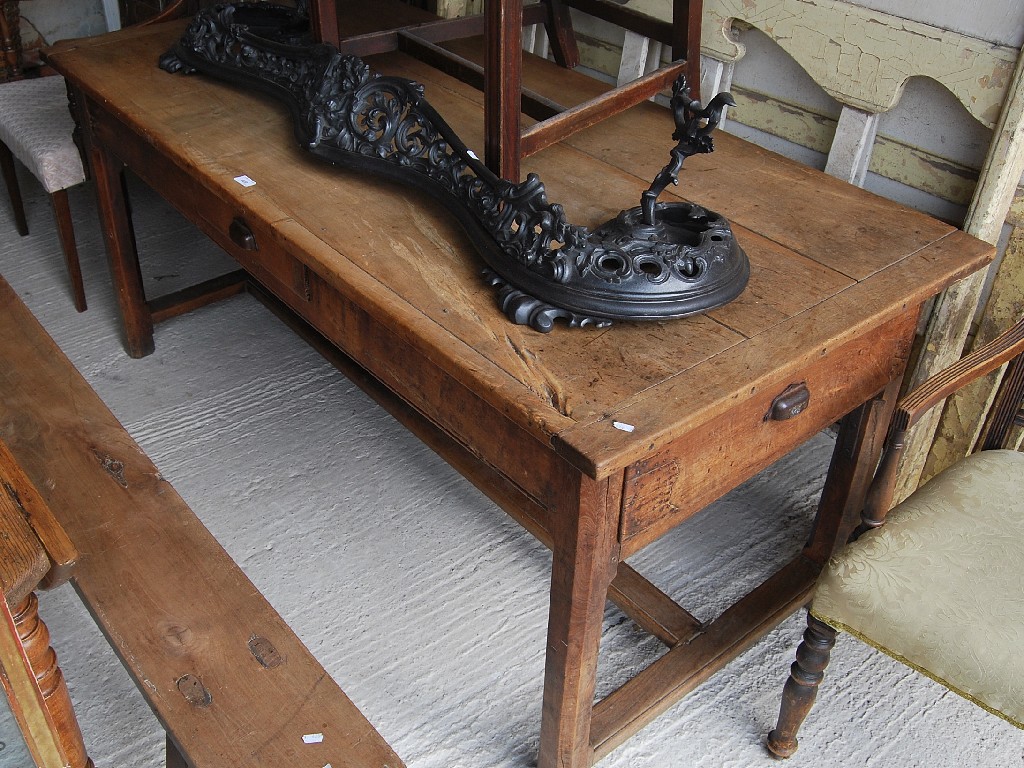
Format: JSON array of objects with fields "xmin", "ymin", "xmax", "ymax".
[{"xmin": 160, "ymin": 3, "xmax": 749, "ymax": 331}]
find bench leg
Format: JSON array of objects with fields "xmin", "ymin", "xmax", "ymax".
[
  {"xmin": 0, "ymin": 138, "xmax": 29, "ymax": 236},
  {"xmin": 50, "ymin": 188, "xmax": 87, "ymax": 312},
  {"xmin": 14, "ymin": 592, "xmax": 94, "ymax": 768},
  {"xmin": 167, "ymin": 734, "xmax": 189, "ymax": 768}
]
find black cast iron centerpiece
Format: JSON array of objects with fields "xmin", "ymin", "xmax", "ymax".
[{"xmin": 160, "ymin": 3, "xmax": 749, "ymax": 332}]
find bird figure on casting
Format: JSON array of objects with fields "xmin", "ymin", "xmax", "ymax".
[{"xmin": 641, "ymin": 77, "xmax": 736, "ymax": 226}]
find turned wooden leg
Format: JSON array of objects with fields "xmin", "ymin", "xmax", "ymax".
[
  {"xmin": 767, "ymin": 613, "xmax": 837, "ymax": 758},
  {"xmin": 14, "ymin": 592, "xmax": 94, "ymax": 768},
  {"xmin": 50, "ymin": 188, "xmax": 87, "ymax": 312}
]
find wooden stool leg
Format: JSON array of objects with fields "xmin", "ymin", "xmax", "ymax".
[
  {"xmin": 50, "ymin": 188, "xmax": 87, "ymax": 312},
  {"xmin": 13, "ymin": 592, "xmax": 95, "ymax": 768},
  {"xmin": 1, "ymin": 139, "xmax": 29, "ymax": 236},
  {"xmin": 543, "ymin": 0, "xmax": 579, "ymax": 68},
  {"xmin": 767, "ymin": 613, "xmax": 837, "ymax": 759}
]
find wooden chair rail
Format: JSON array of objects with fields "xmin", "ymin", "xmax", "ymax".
[{"xmin": 519, "ymin": 60, "xmax": 685, "ymax": 157}]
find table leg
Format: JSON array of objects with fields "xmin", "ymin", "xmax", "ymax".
[
  {"xmin": 803, "ymin": 375, "xmax": 904, "ymax": 565},
  {"xmin": 537, "ymin": 470, "xmax": 621, "ymax": 768},
  {"xmin": 76, "ymin": 89, "xmax": 153, "ymax": 358},
  {"xmin": 13, "ymin": 592, "xmax": 94, "ymax": 768}
]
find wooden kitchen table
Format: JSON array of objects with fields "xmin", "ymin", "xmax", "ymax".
[{"xmin": 46, "ymin": 19, "xmax": 993, "ymax": 768}]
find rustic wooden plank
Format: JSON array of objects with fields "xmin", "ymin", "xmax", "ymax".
[
  {"xmin": 397, "ymin": 32, "xmax": 565, "ymax": 122},
  {"xmin": 51, "ymin": 26, "xmax": 986, "ymax": 482},
  {"xmin": 0, "ymin": 276, "xmax": 405, "ymax": 768},
  {"xmin": 0, "ymin": 438, "xmax": 77, "ymax": 590},
  {"xmin": 553, "ymin": 232, "xmax": 991, "ymax": 478},
  {"xmin": 608, "ymin": 565, "xmax": 703, "ymax": 647},
  {"xmin": 0, "ymin": 479, "xmax": 48, "ymax": 606},
  {"xmin": 436, "ymin": 37, "xmax": 957, "ymax": 279}
]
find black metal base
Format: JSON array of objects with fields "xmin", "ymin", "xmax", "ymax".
[{"xmin": 160, "ymin": 3, "xmax": 749, "ymax": 331}]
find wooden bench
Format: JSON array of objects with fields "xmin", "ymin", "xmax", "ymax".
[{"xmin": 0, "ymin": 273, "xmax": 405, "ymax": 768}]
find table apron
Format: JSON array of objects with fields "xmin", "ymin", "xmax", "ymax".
[
  {"xmin": 87, "ymin": 101, "xmax": 576, "ymax": 537},
  {"xmin": 619, "ymin": 309, "xmax": 917, "ymax": 557}
]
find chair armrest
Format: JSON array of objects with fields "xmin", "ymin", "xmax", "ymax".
[
  {"xmin": 858, "ymin": 315, "xmax": 1024, "ymax": 536},
  {"xmin": 894, "ymin": 315, "xmax": 1024, "ymax": 432}
]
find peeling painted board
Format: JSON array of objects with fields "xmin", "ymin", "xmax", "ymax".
[
  {"xmin": 923, "ymin": 216, "xmax": 1024, "ymax": 481},
  {"xmin": 576, "ymin": 33, "xmax": 628, "ymax": 78},
  {"xmin": 699, "ymin": 0, "xmax": 1018, "ymax": 127},
  {"xmin": 894, "ymin": 35, "xmax": 1024, "ymax": 501},
  {"xmin": 728, "ymin": 85, "xmax": 981, "ymax": 205},
  {"xmin": 869, "ymin": 136, "xmax": 979, "ymax": 207},
  {"xmin": 824, "ymin": 105, "xmax": 879, "ymax": 185},
  {"xmin": 853, "ymin": 0, "xmax": 1024, "ymax": 49},
  {"xmin": 730, "ymin": 85, "xmax": 836, "ymax": 154}
]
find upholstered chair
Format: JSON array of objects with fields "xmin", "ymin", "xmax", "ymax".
[
  {"xmin": 767, "ymin": 317, "xmax": 1024, "ymax": 757},
  {"xmin": 0, "ymin": 74, "xmax": 87, "ymax": 311}
]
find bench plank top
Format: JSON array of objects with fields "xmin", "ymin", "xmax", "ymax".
[{"xmin": 0, "ymin": 275, "xmax": 404, "ymax": 768}]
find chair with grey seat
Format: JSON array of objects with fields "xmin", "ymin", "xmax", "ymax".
[{"xmin": 0, "ymin": 73, "xmax": 88, "ymax": 311}]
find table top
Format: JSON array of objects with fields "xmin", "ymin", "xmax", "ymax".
[{"xmin": 46, "ymin": 22, "xmax": 993, "ymax": 479}]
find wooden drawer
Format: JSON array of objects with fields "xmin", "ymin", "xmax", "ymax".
[
  {"xmin": 193, "ymin": 204, "xmax": 312, "ymax": 306},
  {"xmin": 618, "ymin": 309, "xmax": 917, "ymax": 556},
  {"xmin": 90, "ymin": 106, "xmax": 310, "ymax": 306}
]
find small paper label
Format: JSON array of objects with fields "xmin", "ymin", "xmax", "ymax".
[
  {"xmin": 234, "ymin": 174, "xmax": 257, "ymax": 187},
  {"xmin": 612, "ymin": 421, "xmax": 635, "ymax": 433},
  {"xmin": 302, "ymin": 733, "xmax": 324, "ymax": 744}
]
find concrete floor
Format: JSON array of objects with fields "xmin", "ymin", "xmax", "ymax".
[{"xmin": 1, "ymin": 168, "xmax": 1022, "ymax": 768}]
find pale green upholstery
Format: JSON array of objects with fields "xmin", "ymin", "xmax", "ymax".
[{"xmin": 812, "ymin": 449, "xmax": 1024, "ymax": 729}]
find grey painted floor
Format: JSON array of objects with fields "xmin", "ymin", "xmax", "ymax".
[{"xmin": 1, "ymin": 169, "xmax": 1021, "ymax": 768}]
